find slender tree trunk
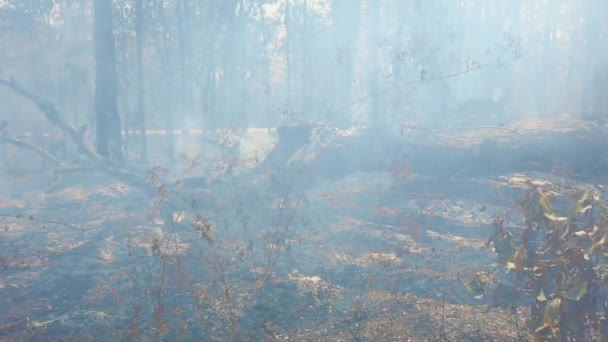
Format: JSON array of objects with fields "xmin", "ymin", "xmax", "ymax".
[
  {"xmin": 582, "ymin": 0, "xmax": 601, "ymax": 120},
  {"xmin": 156, "ymin": 0, "xmax": 174, "ymax": 160},
  {"xmin": 391, "ymin": 0, "xmax": 406, "ymax": 124},
  {"xmin": 237, "ymin": 0, "xmax": 249, "ymax": 133},
  {"xmin": 368, "ymin": 0, "xmax": 382, "ymax": 126},
  {"xmin": 218, "ymin": 0, "xmax": 239, "ymax": 130},
  {"xmin": 119, "ymin": 30, "xmax": 130, "ymax": 158},
  {"xmin": 261, "ymin": 20, "xmax": 273, "ymax": 129},
  {"xmin": 301, "ymin": 0, "xmax": 312, "ymax": 122},
  {"xmin": 94, "ymin": 0, "xmax": 123, "ymax": 161},
  {"xmin": 177, "ymin": 0, "xmax": 189, "ymax": 131},
  {"xmin": 285, "ymin": 0, "xmax": 292, "ymax": 121},
  {"xmin": 541, "ymin": 2, "xmax": 557, "ymax": 115},
  {"xmin": 135, "ymin": 0, "xmax": 147, "ymax": 160},
  {"xmin": 331, "ymin": 0, "xmax": 360, "ymax": 124},
  {"xmin": 199, "ymin": 3, "xmax": 218, "ymax": 132}
]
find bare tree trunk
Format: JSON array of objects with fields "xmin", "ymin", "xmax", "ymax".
[
  {"xmin": 259, "ymin": 13, "xmax": 273, "ymax": 129},
  {"xmin": 367, "ymin": 0, "xmax": 382, "ymax": 126},
  {"xmin": 177, "ymin": 0, "xmax": 190, "ymax": 131},
  {"xmin": 135, "ymin": 0, "xmax": 147, "ymax": 161},
  {"xmin": 285, "ymin": 0, "xmax": 292, "ymax": 121},
  {"xmin": 331, "ymin": 0, "xmax": 360, "ymax": 125},
  {"xmin": 236, "ymin": 0, "xmax": 249, "ymax": 133},
  {"xmin": 220, "ymin": 0, "xmax": 240, "ymax": 131},
  {"xmin": 391, "ymin": 0, "xmax": 407, "ymax": 124},
  {"xmin": 541, "ymin": 2, "xmax": 558, "ymax": 115},
  {"xmin": 156, "ymin": 0, "xmax": 174, "ymax": 160},
  {"xmin": 202, "ymin": 2, "xmax": 222, "ymax": 132},
  {"xmin": 582, "ymin": 0, "xmax": 602, "ymax": 120},
  {"xmin": 301, "ymin": 0, "xmax": 311, "ymax": 122},
  {"xmin": 94, "ymin": 0, "xmax": 123, "ymax": 161},
  {"xmin": 118, "ymin": 29, "xmax": 130, "ymax": 158}
]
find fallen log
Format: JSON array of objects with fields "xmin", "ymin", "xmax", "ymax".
[{"xmin": 277, "ymin": 116, "xmax": 608, "ymax": 184}]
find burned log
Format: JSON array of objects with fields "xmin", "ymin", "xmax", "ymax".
[
  {"xmin": 259, "ymin": 124, "xmax": 314, "ymax": 172},
  {"xmin": 272, "ymin": 117, "xmax": 608, "ymax": 184}
]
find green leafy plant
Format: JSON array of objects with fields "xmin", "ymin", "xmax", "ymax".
[{"xmin": 468, "ymin": 183, "xmax": 608, "ymax": 340}]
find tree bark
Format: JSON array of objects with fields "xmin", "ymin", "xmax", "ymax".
[
  {"xmin": 331, "ymin": 0, "xmax": 360, "ymax": 123},
  {"xmin": 284, "ymin": 125, "xmax": 608, "ymax": 183},
  {"xmin": 156, "ymin": 0, "xmax": 174, "ymax": 160},
  {"xmin": 94, "ymin": 0, "xmax": 123, "ymax": 161},
  {"xmin": 367, "ymin": 1, "xmax": 382, "ymax": 126},
  {"xmin": 135, "ymin": 0, "xmax": 147, "ymax": 161},
  {"xmin": 285, "ymin": 0, "xmax": 292, "ymax": 120}
]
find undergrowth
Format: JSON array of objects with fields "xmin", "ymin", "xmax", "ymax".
[{"xmin": 468, "ymin": 180, "xmax": 608, "ymax": 341}]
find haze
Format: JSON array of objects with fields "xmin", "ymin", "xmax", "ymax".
[{"xmin": 0, "ymin": 1, "xmax": 607, "ymax": 340}]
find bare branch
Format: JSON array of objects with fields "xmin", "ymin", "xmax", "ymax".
[
  {"xmin": 0, "ymin": 77, "xmax": 99, "ymax": 163},
  {"xmin": 0, "ymin": 135, "xmax": 63, "ymax": 166},
  {"xmin": 0, "ymin": 213, "xmax": 87, "ymax": 233},
  {"xmin": 0, "ymin": 76, "xmax": 152, "ymax": 190}
]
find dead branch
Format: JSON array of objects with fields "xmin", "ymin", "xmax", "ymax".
[
  {"xmin": 0, "ymin": 213, "xmax": 87, "ymax": 233},
  {"xmin": 0, "ymin": 135, "xmax": 63, "ymax": 166},
  {"xmin": 0, "ymin": 76, "xmax": 151, "ymax": 190},
  {"xmin": 0, "ymin": 77, "xmax": 100, "ymax": 163}
]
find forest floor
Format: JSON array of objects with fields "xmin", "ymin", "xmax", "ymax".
[{"xmin": 0, "ymin": 117, "xmax": 601, "ymax": 341}]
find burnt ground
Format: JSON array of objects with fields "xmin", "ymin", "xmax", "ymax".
[{"xmin": 0, "ymin": 117, "xmax": 603, "ymax": 341}]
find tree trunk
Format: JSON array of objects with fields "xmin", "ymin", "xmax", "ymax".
[
  {"xmin": 135, "ymin": 0, "xmax": 147, "ymax": 161},
  {"xmin": 260, "ymin": 14, "xmax": 273, "ymax": 128},
  {"xmin": 177, "ymin": 0, "xmax": 189, "ymax": 131},
  {"xmin": 285, "ymin": 0, "xmax": 292, "ymax": 121},
  {"xmin": 219, "ymin": 0, "xmax": 240, "ymax": 130},
  {"xmin": 581, "ymin": 0, "xmax": 602, "ymax": 121},
  {"xmin": 331, "ymin": 0, "xmax": 360, "ymax": 124},
  {"xmin": 118, "ymin": 29, "xmax": 130, "ymax": 158},
  {"xmin": 94, "ymin": 0, "xmax": 123, "ymax": 161},
  {"xmin": 367, "ymin": 0, "xmax": 382, "ymax": 126},
  {"xmin": 301, "ymin": 0, "xmax": 311, "ymax": 122},
  {"xmin": 156, "ymin": 0, "xmax": 174, "ymax": 160}
]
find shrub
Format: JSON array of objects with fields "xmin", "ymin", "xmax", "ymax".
[{"xmin": 467, "ymin": 183, "xmax": 608, "ymax": 340}]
